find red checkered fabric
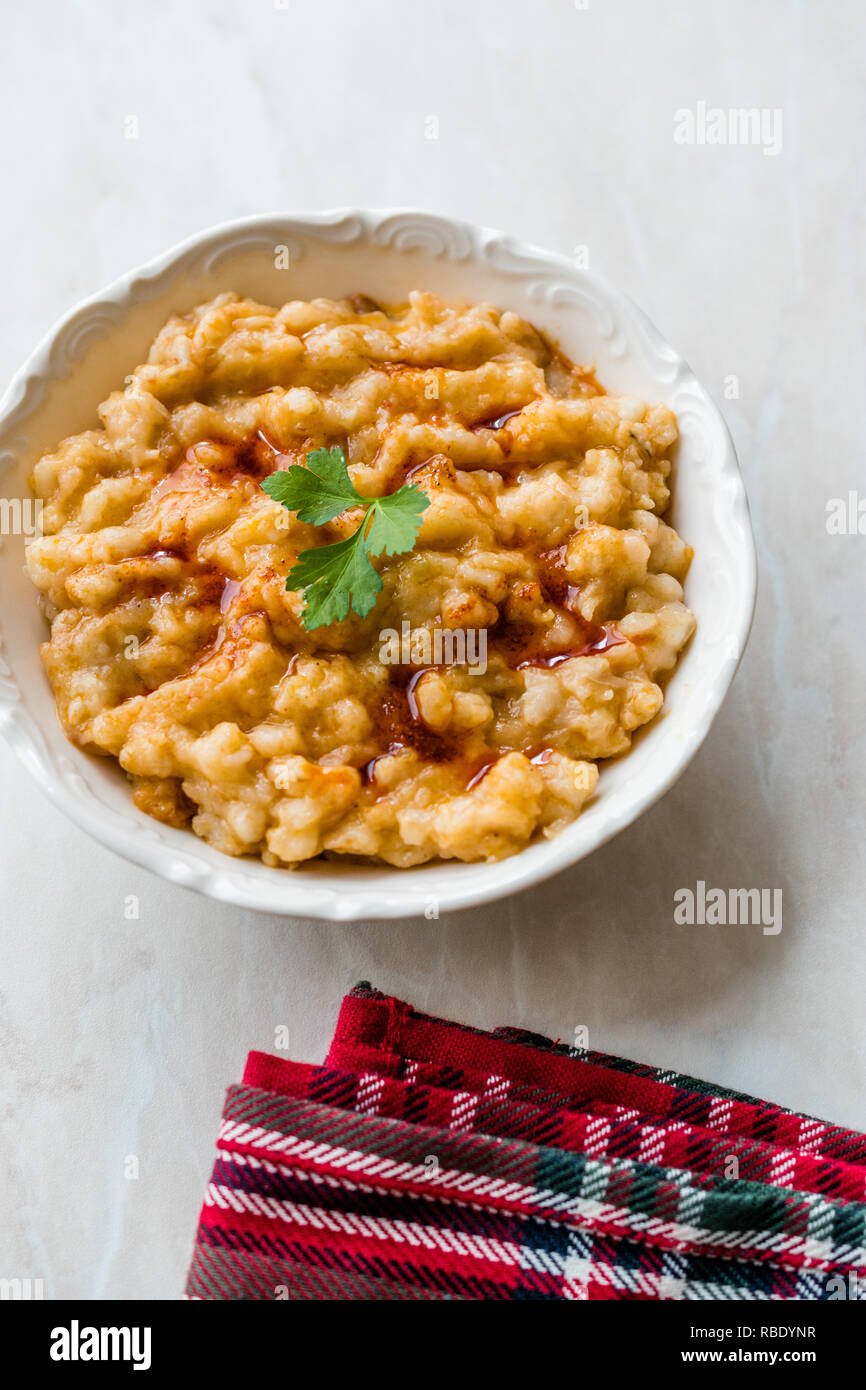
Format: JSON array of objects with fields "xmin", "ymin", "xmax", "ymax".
[{"xmin": 186, "ymin": 983, "xmax": 866, "ymax": 1300}]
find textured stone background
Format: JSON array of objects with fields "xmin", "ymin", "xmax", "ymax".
[{"xmin": 1, "ymin": 0, "xmax": 864, "ymax": 1298}]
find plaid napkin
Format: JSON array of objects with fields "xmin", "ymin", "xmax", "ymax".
[{"xmin": 186, "ymin": 983, "xmax": 866, "ymax": 1300}]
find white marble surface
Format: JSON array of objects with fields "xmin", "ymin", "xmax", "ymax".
[{"xmin": 1, "ymin": 0, "xmax": 865, "ymax": 1300}]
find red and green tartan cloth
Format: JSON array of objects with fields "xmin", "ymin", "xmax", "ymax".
[{"xmin": 186, "ymin": 983, "xmax": 866, "ymax": 1300}]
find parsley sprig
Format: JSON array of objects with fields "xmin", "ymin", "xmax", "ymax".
[{"xmin": 262, "ymin": 446, "xmax": 429, "ymax": 629}]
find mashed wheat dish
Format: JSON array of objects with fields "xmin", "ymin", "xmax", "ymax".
[{"xmin": 26, "ymin": 292, "xmax": 695, "ymax": 868}]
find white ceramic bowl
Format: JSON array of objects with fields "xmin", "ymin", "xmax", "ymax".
[{"xmin": 0, "ymin": 210, "xmax": 756, "ymax": 920}]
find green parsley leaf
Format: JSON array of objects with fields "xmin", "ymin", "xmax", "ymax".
[
  {"xmin": 261, "ymin": 446, "xmax": 364, "ymax": 525},
  {"xmin": 286, "ymin": 529, "xmax": 383, "ymax": 629},
  {"xmin": 364, "ymin": 486, "xmax": 430, "ymax": 556},
  {"xmin": 263, "ymin": 446, "xmax": 430, "ymax": 628}
]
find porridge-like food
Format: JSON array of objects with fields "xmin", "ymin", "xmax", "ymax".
[{"xmin": 27, "ymin": 292, "xmax": 694, "ymax": 867}]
